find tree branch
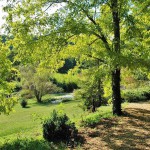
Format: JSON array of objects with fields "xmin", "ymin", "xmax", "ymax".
[
  {"xmin": 84, "ymin": 53, "xmax": 106, "ymax": 64},
  {"xmin": 88, "ymin": 38, "xmax": 99, "ymax": 46},
  {"xmin": 81, "ymin": 9, "xmax": 111, "ymax": 51}
]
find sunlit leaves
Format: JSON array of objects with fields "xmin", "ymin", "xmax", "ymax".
[{"xmin": 0, "ymin": 38, "xmax": 18, "ymax": 114}]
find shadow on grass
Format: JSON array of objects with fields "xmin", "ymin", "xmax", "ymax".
[
  {"xmin": 23, "ymin": 106, "xmax": 31, "ymax": 108},
  {"xmin": 79, "ymin": 106, "xmax": 150, "ymax": 150},
  {"xmin": 123, "ymin": 108, "xmax": 150, "ymax": 123}
]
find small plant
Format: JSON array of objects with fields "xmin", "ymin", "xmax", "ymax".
[
  {"xmin": 81, "ymin": 107, "xmax": 113, "ymax": 127},
  {"xmin": 43, "ymin": 110, "xmax": 78, "ymax": 143},
  {"xmin": 20, "ymin": 99, "xmax": 27, "ymax": 108}
]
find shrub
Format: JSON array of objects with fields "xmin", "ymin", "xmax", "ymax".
[
  {"xmin": 20, "ymin": 89, "xmax": 34, "ymax": 99},
  {"xmin": 51, "ymin": 73, "xmax": 78, "ymax": 93},
  {"xmin": 0, "ymin": 138, "xmax": 66, "ymax": 150},
  {"xmin": 81, "ymin": 108, "xmax": 113, "ymax": 127},
  {"xmin": 122, "ymin": 87, "xmax": 150, "ymax": 102},
  {"xmin": 81, "ymin": 112, "xmax": 101, "ymax": 127},
  {"xmin": 43, "ymin": 110, "xmax": 78, "ymax": 142},
  {"xmin": 20, "ymin": 99, "xmax": 27, "ymax": 108}
]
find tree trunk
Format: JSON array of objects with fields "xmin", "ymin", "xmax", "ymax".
[
  {"xmin": 92, "ymin": 97, "xmax": 96, "ymax": 112},
  {"xmin": 34, "ymin": 89, "xmax": 42, "ymax": 103},
  {"xmin": 111, "ymin": 0, "xmax": 122, "ymax": 115},
  {"xmin": 112, "ymin": 69, "xmax": 122, "ymax": 115},
  {"xmin": 97, "ymin": 60, "xmax": 102, "ymax": 107},
  {"xmin": 97, "ymin": 78, "xmax": 102, "ymax": 107}
]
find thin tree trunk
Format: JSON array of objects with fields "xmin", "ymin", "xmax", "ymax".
[
  {"xmin": 92, "ymin": 97, "xmax": 96, "ymax": 112},
  {"xmin": 97, "ymin": 60, "xmax": 102, "ymax": 107},
  {"xmin": 98, "ymin": 78, "xmax": 102, "ymax": 107},
  {"xmin": 111, "ymin": 0, "xmax": 122, "ymax": 115},
  {"xmin": 34, "ymin": 89, "xmax": 42, "ymax": 103}
]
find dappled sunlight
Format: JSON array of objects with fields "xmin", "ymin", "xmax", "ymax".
[{"xmin": 79, "ymin": 102, "xmax": 150, "ymax": 150}]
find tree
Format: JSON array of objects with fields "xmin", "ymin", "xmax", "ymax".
[
  {"xmin": 74, "ymin": 68, "xmax": 104, "ymax": 112},
  {"xmin": 0, "ymin": 36, "xmax": 17, "ymax": 114},
  {"xmin": 4, "ymin": 0, "xmax": 150, "ymax": 115},
  {"xmin": 20, "ymin": 65, "xmax": 62, "ymax": 103}
]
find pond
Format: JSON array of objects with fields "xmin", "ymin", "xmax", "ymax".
[{"xmin": 51, "ymin": 93, "xmax": 73, "ymax": 104}]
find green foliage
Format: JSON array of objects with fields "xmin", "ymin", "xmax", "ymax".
[
  {"xmin": 0, "ymin": 138, "xmax": 66, "ymax": 150},
  {"xmin": 20, "ymin": 89, "xmax": 34, "ymax": 99},
  {"xmin": 0, "ymin": 38, "xmax": 18, "ymax": 114},
  {"xmin": 20, "ymin": 66, "xmax": 62, "ymax": 102},
  {"xmin": 58, "ymin": 58, "xmax": 76, "ymax": 74},
  {"xmin": 81, "ymin": 107, "xmax": 113, "ymax": 127},
  {"xmin": 43, "ymin": 110, "xmax": 78, "ymax": 142},
  {"xmin": 20, "ymin": 99, "xmax": 28, "ymax": 108},
  {"xmin": 52, "ymin": 73, "xmax": 78, "ymax": 93},
  {"xmin": 122, "ymin": 87, "xmax": 150, "ymax": 102},
  {"xmin": 3, "ymin": 0, "xmax": 150, "ymax": 116},
  {"xmin": 0, "ymin": 94, "xmax": 83, "ymax": 139},
  {"xmin": 74, "ymin": 68, "xmax": 104, "ymax": 111}
]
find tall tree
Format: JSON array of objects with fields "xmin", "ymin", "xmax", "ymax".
[{"xmin": 111, "ymin": 0, "xmax": 121, "ymax": 115}]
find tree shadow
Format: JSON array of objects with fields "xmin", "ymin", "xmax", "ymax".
[
  {"xmin": 79, "ymin": 107, "xmax": 150, "ymax": 150},
  {"xmin": 123, "ymin": 108, "xmax": 150, "ymax": 123},
  {"xmin": 102, "ymin": 108, "xmax": 150, "ymax": 150}
]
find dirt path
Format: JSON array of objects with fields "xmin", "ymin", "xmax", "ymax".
[{"xmin": 78, "ymin": 102, "xmax": 150, "ymax": 150}]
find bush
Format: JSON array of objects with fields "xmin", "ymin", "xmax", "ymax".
[
  {"xmin": 81, "ymin": 106, "xmax": 113, "ymax": 127},
  {"xmin": 122, "ymin": 87, "xmax": 150, "ymax": 102},
  {"xmin": 20, "ymin": 89, "xmax": 34, "ymax": 99},
  {"xmin": 0, "ymin": 138, "xmax": 66, "ymax": 150},
  {"xmin": 20, "ymin": 99, "xmax": 27, "ymax": 108},
  {"xmin": 81, "ymin": 112, "xmax": 101, "ymax": 127},
  {"xmin": 51, "ymin": 73, "xmax": 78, "ymax": 93},
  {"xmin": 43, "ymin": 110, "xmax": 78, "ymax": 142}
]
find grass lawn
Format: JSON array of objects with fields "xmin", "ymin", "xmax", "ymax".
[
  {"xmin": 0, "ymin": 93, "xmax": 84, "ymax": 142},
  {"xmin": 0, "ymin": 93, "xmax": 127, "ymax": 149}
]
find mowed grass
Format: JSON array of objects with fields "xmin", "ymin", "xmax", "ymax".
[{"xmin": 0, "ymin": 93, "xmax": 84, "ymax": 142}]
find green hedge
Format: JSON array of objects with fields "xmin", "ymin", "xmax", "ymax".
[{"xmin": 122, "ymin": 87, "xmax": 150, "ymax": 102}]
